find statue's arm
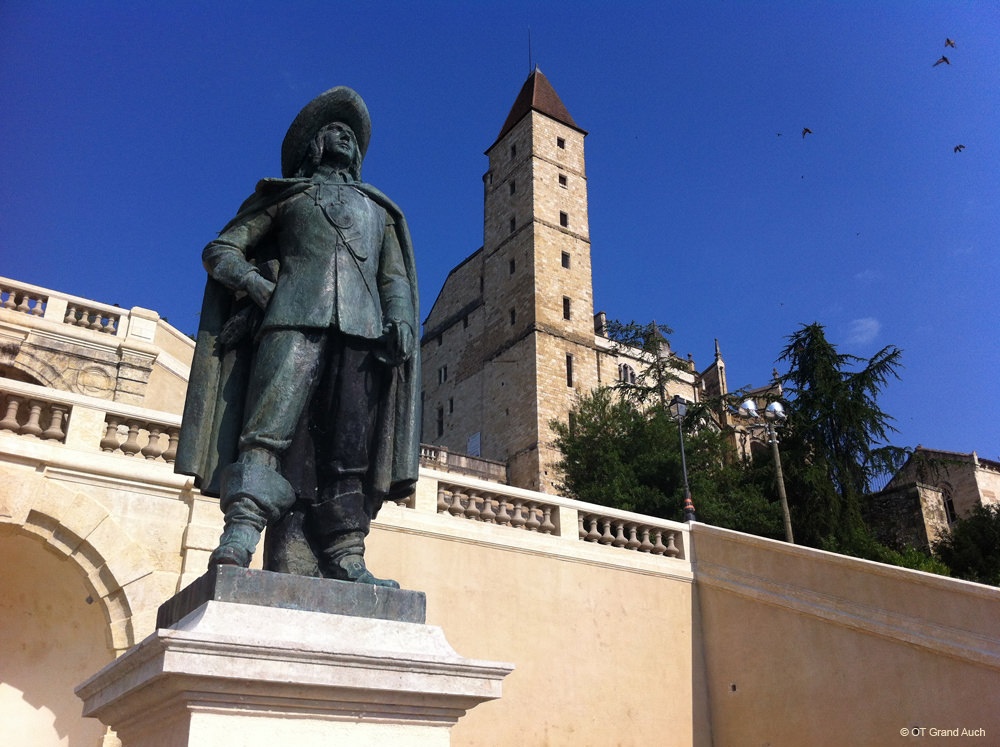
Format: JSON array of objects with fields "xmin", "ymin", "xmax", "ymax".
[
  {"xmin": 202, "ymin": 208, "xmax": 276, "ymax": 308},
  {"xmin": 377, "ymin": 218, "xmax": 415, "ymax": 362}
]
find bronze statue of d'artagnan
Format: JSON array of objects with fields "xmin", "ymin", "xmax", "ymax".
[{"xmin": 176, "ymin": 87, "xmax": 420, "ymax": 588}]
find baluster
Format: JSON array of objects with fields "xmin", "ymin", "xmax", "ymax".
[
  {"xmin": 639, "ymin": 527, "xmax": 654, "ymax": 553},
  {"xmin": 1, "ymin": 290, "xmax": 15, "ymax": 310},
  {"xmin": 612, "ymin": 521, "xmax": 627, "ymax": 547},
  {"xmin": 162, "ymin": 428, "xmax": 179, "ymax": 463},
  {"xmin": 540, "ymin": 506, "xmax": 556, "ymax": 534},
  {"xmin": 650, "ymin": 529, "xmax": 667, "ymax": 555},
  {"xmin": 584, "ymin": 515, "xmax": 601, "ymax": 543},
  {"xmin": 64, "ymin": 304, "xmax": 80, "ymax": 325},
  {"xmin": 101, "ymin": 316, "xmax": 117, "ymax": 334},
  {"xmin": 0, "ymin": 395, "xmax": 22, "ymax": 432},
  {"xmin": 664, "ymin": 532, "xmax": 680, "ymax": 558},
  {"xmin": 448, "ymin": 492, "xmax": 466, "ymax": 517},
  {"xmin": 141, "ymin": 427, "xmax": 165, "ymax": 460},
  {"xmin": 41, "ymin": 404, "xmax": 68, "ymax": 441},
  {"xmin": 599, "ymin": 518, "xmax": 614, "ymax": 545},
  {"xmin": 509, "ymin": 500, "xmax": 526, "ymax": 529},
  {"xmin": 21, "ymin": 400, "xmax": 44, "ymax": 437},
  {"xmin": 495, "ymin": 500, "xmax": 511, "ymax": 526},
  {"xmin": 100, "ymin": 418, "xmax": 122, "ymax": 452},
  {"xmin": 87, "ymin": 312, "xmax": 104, "ymax": 331},
  {"xmin": 16, "ymin": 293, "xmax": 32, "ymax": 314},
  {"xmin": 466, "ymin": 492, "xmax": 481, "ymax": 521},
  {"xmin": 480, "ymin": 495, "xmax": 497, "ymax": 523},
  {"xmin": 30, "ymin": 296, "xmax": 45, "ymax": 316},
  {"xmin": 120, "ymin": 421, "xmax": 142, "ymax": 456},
  {"xmin": 436, "ymin": 487, "xmax": 449, "ymax": 513},
  {"xmin": 625, "ymin": 524, "xmax": 641, "ymax": 551},
  {"xmin": 578, "ymin": 514, "xmax": 586, "ymax": 540},
  {"xmin": 525, "ymin": 505, "xmax": 541, "ymax": 532}
]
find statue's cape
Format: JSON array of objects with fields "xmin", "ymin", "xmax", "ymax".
[{"xmin": 175, "ymin": 177, "xmax": 421, "ymax": 504}]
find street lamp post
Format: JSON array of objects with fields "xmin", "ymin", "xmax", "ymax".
[
  {"xmin": 669, "ymin": 395, "xmax": 697, "ymax": 523},
  {"xmin": 740, "ymin": 400, "xmax": 794, "ymax": 543}
]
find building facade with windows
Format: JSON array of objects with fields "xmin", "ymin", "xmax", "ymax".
[{"xmin": 420, "ymin": 69, "xmax": 730, "ymax": 493}]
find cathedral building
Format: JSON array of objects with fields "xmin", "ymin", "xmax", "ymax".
[{"xmin": 420, "ymin": 69, "xmax": 729, "ymax": 493}]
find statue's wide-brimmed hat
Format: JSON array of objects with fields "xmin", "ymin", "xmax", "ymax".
[{"xmin": 281, "ymin": 86, "xmax": 371, "ymax": 178}]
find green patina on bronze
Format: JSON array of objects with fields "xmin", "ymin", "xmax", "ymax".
[{"xmin": 176, "ymin": 87, "xmax": 420, "ymax": 588}]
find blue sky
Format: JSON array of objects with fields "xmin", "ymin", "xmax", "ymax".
[{"xmin": 2, "ymin": 1, "xmax": 997, "ymax": 459}]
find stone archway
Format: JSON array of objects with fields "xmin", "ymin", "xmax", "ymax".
[
  {"xmin": 0, "ymin": 526, "xmax": 115, "ymax": 747},
  {"xmin": 0, "ymin": 467, "xmax": 160, "ymax": 746}
]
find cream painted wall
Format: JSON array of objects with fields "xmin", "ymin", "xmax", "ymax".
[
  {"xmin": 693, "ymin": 523, "xmax": 1000, "ymax": 745},
  {"xmin": 367, "ymin": 518, "xmax": 708, "ymax": 747}
]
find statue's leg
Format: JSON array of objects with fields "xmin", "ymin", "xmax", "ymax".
[
  {"xmin": 310, "ymin": 482, "xmax": 398, "ymax": 588},
  {"xmin": 212, "ymin": 454, "xmax": 294, "ymax": 567},
  {"xmin": 309, "ymin": 336, "xmax": 398, "ymax": 587},
  {"xmin": 210, "ymin": 329, "xmax": 325, "ymax": 568}
]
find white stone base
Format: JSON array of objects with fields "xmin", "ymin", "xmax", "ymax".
[{"xmin": 76, "ymin": 601, "xmax": 514, "ymax": 747}]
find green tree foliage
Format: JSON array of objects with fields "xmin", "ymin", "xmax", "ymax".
[
  {"xmin": 934, "ymin": 504, "xmax": 1000, "ymax": 586},
  {"xmin": 776, "ymin": 323, "xmax": 908, "ymax": 554},
  {"xmin": 551, "ymin": 318, "xmax": 786, "ymax": 537}
]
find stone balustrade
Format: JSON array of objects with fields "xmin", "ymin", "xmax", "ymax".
[
  {"xmin": 99, "ymin": 415, "xmax": 180, "ymax": 463},
  {"xmin": 0, "ymin": 392, "xmax": 70, "ymax": 442},
  {"xmin": 415, "ymin": 470, "xmax": 689, "ymax": 561},
  {"xmin": 0, "ymin": 378, "xmax": 182, "ymax": 467},
  {"xmin": 419, "ymin": 443, "xmax": 507, "ymax": 483},
  {"xmin": 435, "ymin": 482, "xmax": 560, "ymax": 534},
  {"xmin": 1, "ymin": 276, "xmax": 124, "ymax": 337}
]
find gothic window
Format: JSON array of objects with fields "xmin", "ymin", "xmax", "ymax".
[
  {"xmin": 618, "ymin": 363, "xmax": 637, "ymax": 385},
  {"xmin": 941, "ymin": 482, "xmax": 958, "ymax": 524}
]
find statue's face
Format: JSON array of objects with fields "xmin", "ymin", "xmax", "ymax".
[{"xmin": 319, "ymin": 121, "xmax": 358, "ymax": 169}]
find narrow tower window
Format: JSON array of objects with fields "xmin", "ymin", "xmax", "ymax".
[
  {"xmin": 509, "ymin": 308, "xmax": 516, "ymax": 325},
  {"xmin": 509, "ymin": 180, "xmax": 516, "ymax": 195},
  {"xmin": 557, "ymin": 137, "xmax": 566, "ymax": 149},
  {"xmin": 561, "ymin": 251, "xmax": 571, "ymax": 268},
  {"xmin": 559, "ymin": 211, "xmax": 569, "ymax": 227},
  {"xmin": 509, "ymin": 258, "xmax": 516, "ymax": 275},
  {"xmin": 509, "ymin": 217, "xmax": 516, "ymax": 234},
  {"xmin": 563, "ymin": 296, "xmax": 571, "ymax": 320},
  {"xmin": 558, "ymin": 173, "xmax": 567, "ymax": 188},
  {"xmin": 566, "ymin": 354, "xmax": 574, "ymax": 387}
]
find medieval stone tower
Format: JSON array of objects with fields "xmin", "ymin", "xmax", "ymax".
[{"xmin": 421, "ymin": 69, "xmax": 601, "ymax": 492}]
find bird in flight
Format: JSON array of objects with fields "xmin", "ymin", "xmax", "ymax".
[
  {"xmin": 954, "ymin": 144, "xmax": 965, "ymax": 153},
  {"xmin": 802, "ymin": 127, "xmax": 813, "ymax": 138},
  {"xmin": 945, "ymin": 38, "xmax": 956, "ymax": 48},
  {"xmin": 934, "ymin": 56, "xmax": 951, "ymax": 66}
]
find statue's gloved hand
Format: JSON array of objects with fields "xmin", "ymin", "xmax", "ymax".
[
  {"xmin": 375, "ymin": 320, "xmax": 413, "ymax": 366},
  {"xmin": 245, "ymin": 273, "xmax": 275, "ymax": 309}
]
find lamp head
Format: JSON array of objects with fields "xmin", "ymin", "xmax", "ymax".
[
  {"xmin": 765, "ymin": 401, "xmax": 786, "ymax": 419},
  {"xmin": 739, "ymin": 399, "xmax": 759, "ymax": 418}
]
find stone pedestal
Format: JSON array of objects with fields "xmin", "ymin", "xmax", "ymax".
[{"xmin": 76, "ymin": 567, "xmax": 513, "ymax": 747}]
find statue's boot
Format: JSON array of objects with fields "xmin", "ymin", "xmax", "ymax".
[
  {"xmin": 210, "ymin": 457, "xmax": 295, "ymax": 568},
  {"xmin": 312, "ymin": 489, "xmax": 399, "ymax": 588}
]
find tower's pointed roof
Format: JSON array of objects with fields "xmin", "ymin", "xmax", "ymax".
[{"xmin": 489, "ymin": 67, "xmax": 587, "ymax": 151}]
